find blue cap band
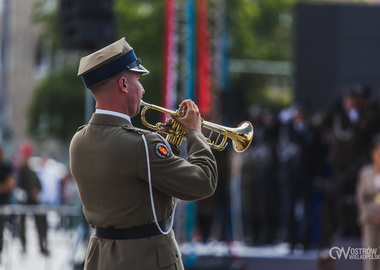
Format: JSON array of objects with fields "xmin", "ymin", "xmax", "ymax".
[{"xmin": 81, "ymin": 50, "xmax": 138, "ymax": 88}]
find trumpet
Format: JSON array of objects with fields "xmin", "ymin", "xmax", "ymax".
[{"xmin": 140, "ymin": 100, "xmax": 254, "ymax": 153}]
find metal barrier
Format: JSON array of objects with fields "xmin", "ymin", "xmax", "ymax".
[
  {"xmin": 0, "ymin": 204, "xmax": 82, "ymax": 216},
  {"xmin": 0, "ymin": 204, "xmax": 88, "ymax": 270}
]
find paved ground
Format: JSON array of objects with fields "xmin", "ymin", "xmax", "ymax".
[
  {"xmin": 0, "ymin": 214, "xmax": 87, "ymax": 270},
  {"xmin": 180, "ymin": 239, "xmax": 364, "ymax": 270},
  {"xmin": 0, "ymin": 215, "xmax": 365, "ymax": 270}
]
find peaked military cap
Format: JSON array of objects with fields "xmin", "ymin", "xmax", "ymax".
[{"xmin": 78, "ymin": 37, "xmax": 149, "ymax": 88}]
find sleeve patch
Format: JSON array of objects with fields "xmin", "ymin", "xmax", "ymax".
[{"xmin": 155, "ymin": 143, "xmax": 171, "ymax": 159}]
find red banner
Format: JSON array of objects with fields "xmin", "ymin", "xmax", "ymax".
[
  {"xmin": 161, "ymin": 0, "xmax": 178, "ymax": 121},
  {"xmin": 196, "ymin": 0, "xmax": 212, "ymax": 116}
]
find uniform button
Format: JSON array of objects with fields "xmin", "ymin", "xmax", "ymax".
[{"xmin": 175, "ymin": 252, "xmax": 179, "ymax": 258}]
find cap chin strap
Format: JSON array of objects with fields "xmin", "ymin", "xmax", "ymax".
[
  {"xmin": 141, "ymin": 133, "xmax": 177, "ymax": 235},
  {"xmin": 127, "ymin": 58, "xmax": 142, "ymax": 69}
]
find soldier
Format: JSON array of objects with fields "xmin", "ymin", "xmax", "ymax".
[{"xmin": 70, "ymin": 37, "xmax": 218, "ymax": 270}]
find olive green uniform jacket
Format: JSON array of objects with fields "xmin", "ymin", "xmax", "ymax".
[{"xmin": 70, "ymin": 113, "xmax": 218, "ymax": 270}]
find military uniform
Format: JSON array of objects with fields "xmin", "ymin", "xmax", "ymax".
[
  {"xmin": 70, "ymin": 112, "xmax": 217, "ymax": 269},
  {"xmin": 70, "ymin": 36, "xmax": 218, "ymax": 269}
]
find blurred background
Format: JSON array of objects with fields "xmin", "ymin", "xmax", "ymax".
[{"xmin": 1, "ymin": 0, "xmax": 380, "ymax": 269}]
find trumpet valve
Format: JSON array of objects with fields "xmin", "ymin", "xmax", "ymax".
[
  {"xmin": 166, "ymin": 122, "xmax": 186, "ymax": 146},
  {"xmin": 176, "ymin": 105, "xmax": 185, "ymax": 117}
]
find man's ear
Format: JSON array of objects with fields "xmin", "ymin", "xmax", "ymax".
[{"xmin": 119, "ymin": 76, "xmax": 128, "ymax": 93}]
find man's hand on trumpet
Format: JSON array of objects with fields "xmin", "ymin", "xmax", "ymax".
[
  {"xmin": 159, "ymin": 99, "xmax": 202, "ymax": 134},
  {"xmin": 172, "ymin": 99, "xmax": 202, "ymax": 133}
]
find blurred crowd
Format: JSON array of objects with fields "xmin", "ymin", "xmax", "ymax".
[
  {"xmin": 0, "ymin": 141, "xmax": 83, "ymax": 258},
  {"xmin": 190, "ymin": 82, "xmax": 380, "ymax": 253},
  {"xmin": 242, "ymin": 82, "xmax": 380, "ymax": 251},
  {"xmin": 0, "ymin": 82, "xmax": 380, "ymax": 262}
]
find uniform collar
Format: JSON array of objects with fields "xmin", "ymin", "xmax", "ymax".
[
  {"xmin": 95, "ymin": 109, "xmax": 131, "ymax": 122},
  {"xmin": 89, "ymin": 112, "xmax": 133, "ymax": 128}
]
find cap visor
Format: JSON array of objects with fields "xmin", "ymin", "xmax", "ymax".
[{"xmin": 130, "ymin": 64, "xmax": 149, "ymax": 75}]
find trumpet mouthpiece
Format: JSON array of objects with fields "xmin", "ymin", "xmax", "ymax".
[{"xmin": 140, "ymin": 100, "xmax": 149, "ymax": 107}]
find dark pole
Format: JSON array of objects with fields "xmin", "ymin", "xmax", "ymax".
[{"xmin": 0, "ymin": 0, "xmax": 12, "ymax": 156}]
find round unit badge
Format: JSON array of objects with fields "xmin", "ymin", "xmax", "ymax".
[{"xmin": 155, "ymin": 143, "xmax": 171, "ymax": 159}]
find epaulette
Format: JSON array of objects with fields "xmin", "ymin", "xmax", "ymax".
[
  {"xmin": 122, "ymin": 126, "xmax": 175, "ymax": 157},
  {"xmin": 122, "ymin": 125, "xmax": 151, "ymax": 135},
  {"xmin": 122, "ymin": 126, "xmax": 174, "ymax": 152},
  {"xmin": 77, "ymin": 125, "xmax": 86, "ymax": 131}
]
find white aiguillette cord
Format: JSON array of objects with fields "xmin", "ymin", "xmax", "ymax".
[{"xmin": 140, "ymin": 133, "xmax": 177, "ymax": 235}]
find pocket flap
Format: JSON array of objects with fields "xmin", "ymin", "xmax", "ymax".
[{"xmin": 157, "ymin": 243, "xmax": 181, "ymax": 268}]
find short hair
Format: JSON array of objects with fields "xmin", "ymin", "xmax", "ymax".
[{"xmin": 89, "ymin": 70, "xmax": 133, "ymax": 94}]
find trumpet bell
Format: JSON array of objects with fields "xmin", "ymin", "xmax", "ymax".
[
  {"xmin": 203, "ymin": 120, "xmax": 253, "ymax": 152},
  {"xmin": 229, "ymin": 121, "xmax": 254, "ymax": 153}
]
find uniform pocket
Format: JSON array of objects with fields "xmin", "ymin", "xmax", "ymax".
[{"xmin": 157, "ymin": 242, "xmax": 182, "ymax": 269}]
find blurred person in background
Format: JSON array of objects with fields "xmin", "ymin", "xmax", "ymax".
[
  {"xmin": 356, "ymin": 134, "xmax": 380, "ymax": 270},
  {"xmin": 0, "ymin": 145, "xmax": 16, "ymax": 259},
  {"xmin": 277, "ymin": 104, "xmax": 324, "ymax": 251},
  {"xmin": 36, "ymin": 155, "xmax": 65, "ymax": 206},
  {"xmin": 319, "ymin": 83, "xmax": 370, "ymax": 248},
  {"xmin": 241, "ymin": 106, "xmax": 279, "ymax": 245},
  {"xmin": 17, "ymin": 142, "xmax": 49, "ymax": 256},
  {"xmin": 362, "ymin": 93, "xmax": 380, "ymax": 154}
]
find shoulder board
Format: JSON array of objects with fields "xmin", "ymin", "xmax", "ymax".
[
  {"xmin": 77, "ymin": 125, "xmax": 86, "ymax": 131},
  {"xmin": 122, "ymin": 125, "xmax": 151, "ymax": 135},
  {"xmin": 122, "ymin": 126, "xmax": 173, "ymax": 157}
]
